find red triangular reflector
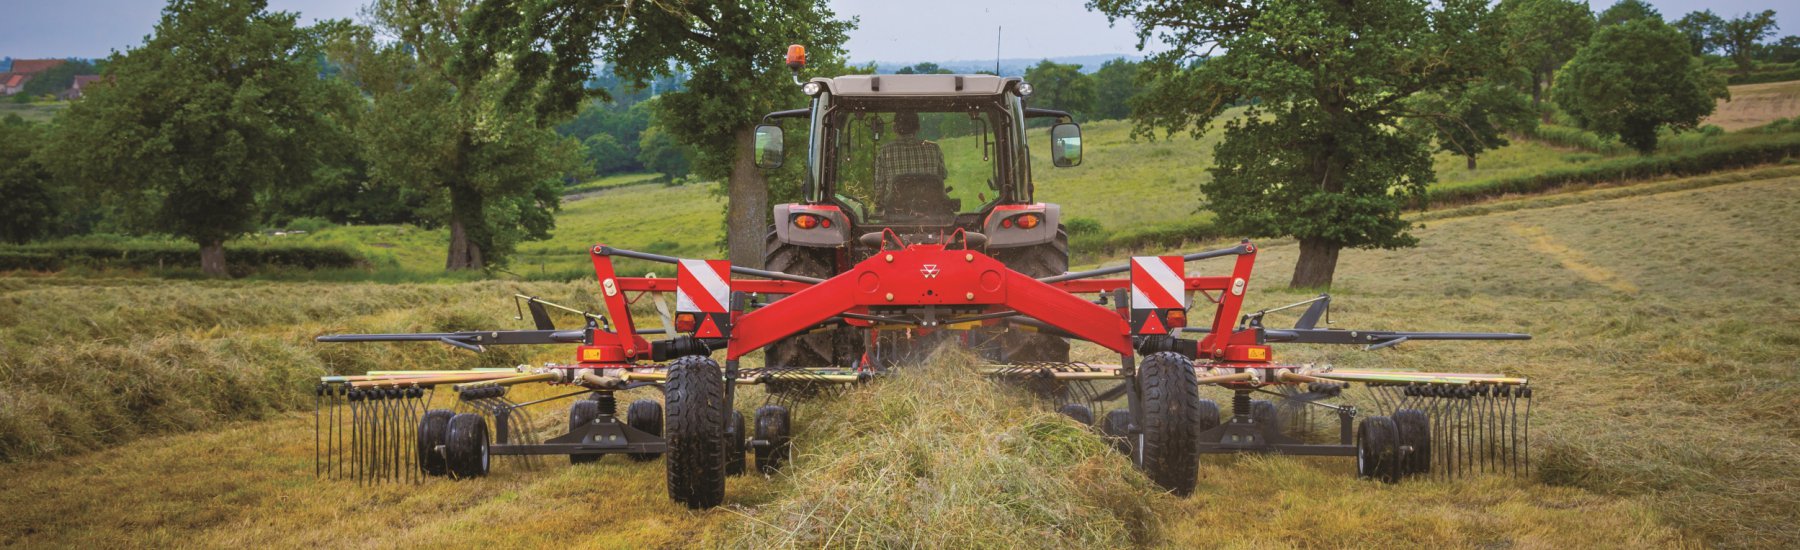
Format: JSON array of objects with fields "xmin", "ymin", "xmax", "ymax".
[
  {"xmin": 696, "ymin": 315, "xmax": 723, "ymax": 338},
  {"xmin": 1140, "ymin": 313, "xmax": 1167, "ymax": 335}
]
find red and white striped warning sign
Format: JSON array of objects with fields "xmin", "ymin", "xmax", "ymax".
[
  {"xmin": 1130, "ymin": 256, "xmax": 1187, "ymax": 310},
  {"xmin": 676, "ymin": 259, "xmax": 731, "ymax": 313}
]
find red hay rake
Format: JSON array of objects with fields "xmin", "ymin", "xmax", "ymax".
[{"xmin": 314, "ymin": 238, "xmax": 1532, "ymax": 507}]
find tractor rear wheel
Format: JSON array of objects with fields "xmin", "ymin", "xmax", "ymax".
[
  {"xmin": 1057, "ymin": 403, "xmax": 1094, "ymax": 426},
  {"xmin": 763, "ymin": 231, "xmax": 861, "ymax": 371},
  {"xmin": 625, "ymin": 399, "xmax": 664, "ymax": 462},
  {"xmin": 988, "ymin": 228, "xmax": 1071, "ymax": 363},
  {"xmin": 664, "ymin": 355, "xmax": 728, "ymax": 509},
  {"xmin": 568, "ymin": 400, "xmax": 601, "ymax": 465},
  {"xmin": 1393, "ymin": 408, "xmax": 1431, "ymax": 476},
  {"xmin": 444, "ymin": 413, "xmax": 490, "ymax": 479},
  {"xmin": 754, "ymin": 405, "xmax": 792, "ymax": 474},
  {"xmin": 726, "ymin": 410, "xmax": 748, "ymax": 476},
  {"xmin": 417, "ymin": 409, "xmax": 454, "ymax": 476},
  {"xmin": 1136, "ymin": 351, "xmax": 1202, "ymax": 496},
  {"xmin": 1357, "ymin": 415, "xmax": 1402, "ymax": 483}
]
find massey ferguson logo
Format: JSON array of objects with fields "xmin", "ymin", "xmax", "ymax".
[{"xmin": 921, "ymin": 264, "xmax": 940, "ymax": 278}]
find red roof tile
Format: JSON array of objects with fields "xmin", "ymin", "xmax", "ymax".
[{"xmin": 9, "ymin": 59, "xmax": 67, "ymax": 75}]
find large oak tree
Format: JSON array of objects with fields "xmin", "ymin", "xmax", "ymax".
[{"xmin": 1093, "ymin": 0, "xmax": 1511, "ymax": 288}]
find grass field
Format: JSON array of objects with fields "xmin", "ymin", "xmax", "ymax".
[
  {"xmin": 0, "ymin": 101, "xmax": 67, "ymax": 123},
  {"xmin": 1704, "ymin": 80, "xmax": 1800, "ymax": 131},
  {"xmin": 4, "ymin": 168, "xmax": 1796, "ymax": 547}
]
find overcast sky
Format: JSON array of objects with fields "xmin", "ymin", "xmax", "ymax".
[{"xmin": 0, "ymin": 0, "xmax": 1793, "ymax": 62}]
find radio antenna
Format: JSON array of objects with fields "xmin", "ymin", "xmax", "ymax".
[{"xmin": 995, "ymin": 26, "xmax": 1002, "ymax": 75}]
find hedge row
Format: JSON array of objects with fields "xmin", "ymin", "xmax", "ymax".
[
  {"xmin": 0, "ymin": 243, "xmax": 367, "ymax": 274},
  {"xmin": 1726, "ymin": 70, "xmax": 1800, "ymax": 86},
  {"xmin": 1427, "ymin": 134, "xmax": 1800, "ymax": 205}
]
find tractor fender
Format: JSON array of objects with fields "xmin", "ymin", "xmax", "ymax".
[
  {"xmin": 771, "ymin": 203, "xmax": 853, "ymax": 247},
  {"xmin": 983, "ymin": 203, "xmax": 1061, "ymax": 248}
]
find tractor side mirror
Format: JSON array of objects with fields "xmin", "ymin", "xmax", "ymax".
[
  {"xmin": 1050, "ymin": 123, "xmax": 1082, "ymax": 168},
  {"xmin": 754, "ymin": 124, "xmax": 785, "ymax": 169}
]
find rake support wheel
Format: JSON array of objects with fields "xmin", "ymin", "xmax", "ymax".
[
  {"xmin": 1136, "ymin": 351, "xmax": 1202, "ymax": 496},
  {"xmin": 1057, "ymin": 403, "xmax": 1094, "ymax": 426},
  {"xmin": 726, "ymin": 410, "xmax": 748, "ymax": 476},
  {"xmin": 444, "ymin": 413, "xmax": 490, "ymax": 479},
  {"xmin": 625, "ymin": 399, "xmax": 663, "ymax": 462},
  {"xmin": 568, "ymin": 400, "xmax": 601, "ymax": 465},
  {"xmin": 754, "ymin": 405, "xmax": 792, "ymax": 474},
  {"xmin": 1357, "ymin": 415, "xmax": 1402, "ymax": 483},
  {"xmin": 1250, "ymin": 399, "xmax": 1280, "ymax": 437},
  {"xmin": 417, "ymin": 409, "xmax": 454, "ymax": 476},
  {"xmin": 665, "ymin": 355, "xmax": 728, "ymax": 509},
  {"xmin": 1393, "ymin": 408, "xmax": 1431, "ymax": 476}
]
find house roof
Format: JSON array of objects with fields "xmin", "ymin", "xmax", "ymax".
[
  {"xmin": 72, "ymin": 74, "xmax": 103, "ymax": 88},
  {"xmin": 2, "ymin": 73, "xmax": 26, "ymax": 88},
  {"xmin": 10, "ymin": 59, "xmax": 67, "ymax": 75}
]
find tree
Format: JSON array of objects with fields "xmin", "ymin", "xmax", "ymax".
[
  {"xmin": 1093, "ymin": 0, "xmax": 1510, "ymax": 288},
  {"xmin": 1767, "ymin": 35, "xmax": 1800, "ymax": 64},
  {"xmin": 326, "ymin": 0, "xmax": 584, "ymax": 270},
  {"xmin": 638, "ymin": 124, "xmax": 693, "ymax": 181},
  {"xmin": 1089, "ymin": 58, "xmax": 1141, "ymax": 121},
  {"xmin": 1674, "ymin": 11, "xmax": 1725, "ymax": 56},
  {"xmin": 895, "ymin": 62, "xmax": 950, "ymax": 74},
  {"xmin": 0, "ymin": 116, "xmax": 61, "ymax": 244},
  {"xmin": 1554, "ymin": 19, "xmax": 1728, "ymax": 154},
  {"xmin": 1404, "ymin": 81, "xmax": 1535, "ymax": 170},
  {"xmin": 1719, "ymin": 10, "xmax": 1780, "ymax": 72},
  {"xmin": 1023, "ymin": 61, "xmax": 1096, "ymax": 118},
  {"xmin": 43, "ymin": 0, "xmax": 350, "ymax": 276},
  {"xmin": 1597, "ymin": 0, "xmax": 1660, "ymax": 26},
  {"xmin": 1496, "ymin": 0, "xmax": 1594, "ymax": 122},
  {"xmin": 464, "ymin": 0, "xmax": 854, "ymax": 268}
]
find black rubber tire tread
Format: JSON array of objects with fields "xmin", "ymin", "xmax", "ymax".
[
  {"xmin": 1136, "ymin": 351, "xmax": 1202, "ymax": 496},
  {"xmin": 444, "ymin": 413, "xmax": 490, "ymax": 479},
  {"xmin": 754, "ymin": 404, "xmax": 792, "ymax": 474},
  {"xmin": 1393, "ymin": 408, "xmax": 1431, "ymax": 476},
  {"xmin": 416, "ymin": 409, "xmax": 454, "ymax": 476},
  {"xmin": 1102, "ymin": 409, "xmax": 1133, "ymax": 455},
  {"xmin": 568, "ymin": 400, "xmax": 601, "ymax": 465},
  {"xmin": 664, "ymin": 355, "xmax": 728, "ymax": 509},
  {"xmin": 726, "ymin": 410, "xmax": 748, "ymax": 476},
  {"xmin": 763, "ymin": 229, "xmax": 862, "ymax": 370},
  {"xmin": 1057, "ymin": 403, "xmax": 1094, "ymax": 426},
  {"xmin": 1357, "ymin": 415, "xmax": 1402, "ymax": 483},
  {"xmin": 989, "ymin": 228, "xmax": 1071, "ymax": 362},
  {"xmin": 1196, "ymin": 399, "xmax": 1222, "ymax": 432},
  {"xmin": 625, "ymin": 399, "xmax": 664, "ymax": 462},
  {"xmin": 1250, "ymin": 399, "xmax": 1281, "ymax": 437}
]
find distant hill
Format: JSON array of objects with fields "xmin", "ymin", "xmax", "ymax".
[{"xmin": 861, "ymin": 53, "xmax": 1143, "ymax": 76}]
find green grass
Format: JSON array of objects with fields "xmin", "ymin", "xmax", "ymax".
[
  {"xmin": 562, "ymin": 172, "xmax": 666, "ymax": 195},
  {"xmin": 3, "ymin": 172, "xmax": 1796, "ymax": 547},
  {"xmin": 0, "ymin": 101, "xmax": 66, "ymax": 123}
]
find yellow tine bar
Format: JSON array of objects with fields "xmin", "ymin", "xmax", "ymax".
[
  {"xmin": 453, "ymin": 372, "xmax": 560, "ymax": 391},
  {"xmin": 350, "ymin": 372, "xmax": 517, "ymax": 389},
  {"xmin": 1195, "ymin": 372, "xmax": 1257, "ymax": 385}
]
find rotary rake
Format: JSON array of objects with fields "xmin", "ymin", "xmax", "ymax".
[{"xmin": 312, "ymin": 238, "xmax": 1531, "ymax": 507}]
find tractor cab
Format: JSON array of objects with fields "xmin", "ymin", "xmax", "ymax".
[{"xmin": 756, "ymin": 72, "xmax": 1082, "ymax": 258}]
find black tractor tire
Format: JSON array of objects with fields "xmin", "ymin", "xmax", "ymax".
[
  {"xmin": 1057, "ymin": 403, "xmax": 1095, "ymax": 426},
  {"xmin": 1393, "ymin": 408, "xmax": 1431, "ymax": 476},
  {"xmin": 568, "ymin": 400, "xmax": 602, "ymax": 465},
  {"xmin": 754, "ymin": 404, "xmax": 792, "ymax": 474},
  {"xmin": 726, "ymin": 410, "xmax": 748, "ymax": 476},
  {"xmin": 1357, "ymin": 415, "xmax": 1403, "ymax": 483},
  {"xmin": 1136, "ymin": 351, "xmax": 1203, "ymax": 496},
  {"xmin": 1101, "ymin": 409, "xmax": 1134, "ymax": 456},
  {"xmin": 416, "ymin": 409, "xmax": 455, "ymax": 476},
  {"xmin": 763, "ymin": 230, "xmax": 862, "ymax": 371},
  {"xmin": 444, "ymin": 413, "xmax": 490, "ymax": 479},
  {"xmin": 664, "ymin": 355, "xmax": 729, "ymax": 509},
  {"xmin": 987, "ymin": 228, "xmax": 1071, "ymax": 363},
  {"xmin": 1196, "ymin": 398, "xmax": 1222, "ymax": 432},
  {"xmin": 625, "ymin": 399, "xmax": 664, "ymax": 462},
  {"xmin": 1250, "ymin": 399, "xmax": 1281, "ymax": 437}
]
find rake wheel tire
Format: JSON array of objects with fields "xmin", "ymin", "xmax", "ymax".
[
  {"xmin": 1357, "ymin": 415, "xmax": 1402, "ymax": 483},
  {"xmin": 1250, "ymin": 399, "xmax": 1281, "ymax": 437},
  {"xmin": 664, "ymin": 355, "xmax": 728, "ymax": 509},
  {"xmin": 764, "ymin": 231, "xmax": 861, "ymax": 371},
  {"xmin": 625, "ymin": 399, "xmax": 664, "ymax": 462},
  {"xmin": 726, "ymin": 410, "xmax": 748, "ymax": 476},
  {"xmin": 1394, "ymin": 408, "xmax": 1431, "ymax": 476},
  {"xmin": 1057, "ymin": 403, "xmax": 1094, "ymax": 426},
  {"xmin": 1102, "ymin": 409, "xmax": 1133, "ymax": 455},
  {"xmin": 568, "ymin": 400, "xmax": 601, "ymax": 465},
  {"xmin": 754, "ymin": 405, "xmax": 792, "ymax": 474},
  {"xmin": 988, "ymin": 228, "xmax": 1071, "ymax": 363},
  {"xmin": 444, "ymin": 413, "xmax": 490, "ymax": 479},
  {"xmin": 1136, "ymin": 351, "xmax": 1202, "ymax": 496},
  {"xmin": 417, "ymin": 409, "xmax": 454, "ymax": 476},
  {"xmin": 1196, "ymin": 398, "xmax": 1222, "ymax": 432}
]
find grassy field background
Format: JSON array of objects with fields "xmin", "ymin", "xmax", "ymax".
[{"xmin": 4, "ymin": 169, "xmax": 1797, "ymax": 547}]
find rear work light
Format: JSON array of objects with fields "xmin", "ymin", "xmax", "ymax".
[
  {"xmin": 793, "ymin": 214, "xmax": 827, "ymax": 230},
  {"xmin": 1009, "ymin": 213, "xmax": 1041, "ymax": 229}
]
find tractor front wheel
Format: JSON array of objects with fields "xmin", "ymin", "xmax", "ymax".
[
  {"xmin": 1136, "ymin": 351, "xmax": 1202, "ymax": 496},
  {"xmin": 664, "ymin": 355, "xmax": 728, "ymax": 509}
]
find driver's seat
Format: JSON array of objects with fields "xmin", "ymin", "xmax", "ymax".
[{"xmin": 880, "ymin": 173, "xmax": 957, "ymax": 222}]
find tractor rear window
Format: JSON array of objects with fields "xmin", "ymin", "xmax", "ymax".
[{"xmin": 831, "ymin": 109, "xmax": 1000, "ymax": 223}]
